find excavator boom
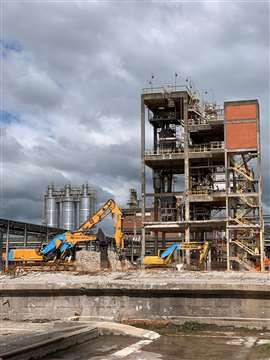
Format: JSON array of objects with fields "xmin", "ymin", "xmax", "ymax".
[
  {"xmin": 41, "ymin": 198, "xmax": 124, "ymax": 258},
  {"xmin": 6, "ymin": 199, "xmax": 124, "ymax": 263},
  {"xmin": 69, "ymin": 199, "xmax": 124, "ymax": 249}
]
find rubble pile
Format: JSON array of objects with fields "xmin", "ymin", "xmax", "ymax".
[{"xmin": 75, "ymin": 250, "xmax": 133, "ymax": 272}]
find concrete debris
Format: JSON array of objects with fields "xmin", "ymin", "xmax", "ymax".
[{"xmin": 75, "ymin": 250, "xmax": 133, "ymax": 272}]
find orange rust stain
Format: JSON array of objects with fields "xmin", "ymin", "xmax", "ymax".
[
  {"xmin": 225, "ymin": 104, "xmax": 257, "ymax": 120},
  {"xmin": 226, "ymin": 122, "xmax": 257, "ymax": 149}
]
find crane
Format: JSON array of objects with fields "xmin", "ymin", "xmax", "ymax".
[{"xmin": 7, "ymin": 199, "xmax": 124, "ymax": 263}]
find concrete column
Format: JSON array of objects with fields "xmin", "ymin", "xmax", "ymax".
[
  {"xmin": 132, "ymin": 209, "xmax": 136, "ymax": 262},
  {"xmin": 207, "ymin": 248, "xmax": 212, "ymax": 270},
  {"xmin": 5, "ymin": 221, "xmax": 10, "ymax": 271},
  {"xmin": 0, "ymin": 228, "xmax": 3, "ymax": 272},
  {"xmin": 256, "ymin": 102, "xmax": 265, "ymax": 271},
  {"xmin": 24, "ymin": 224, "xmax": 27, "ymax": 248},
  {"xmin": 162, "ymin": 232, "xmax": 166, "ymax": 248},
  {"xmin": 183, "ymin": 96, "xmax": 190, "ymax": 265},
  {"xmin": 154, "ymin": 232, "xmax": 158, "ymax": 254},
  {"xmin": 141, "ymin": 95, "xmax": 146, "ymax": 266},
  {"xmin": 153, "ymin": 126, "xmax": 157, "ymax": 152},
  {"xmin": 225, "ymin": 149, "xmax": 230, "ymax": 271}
]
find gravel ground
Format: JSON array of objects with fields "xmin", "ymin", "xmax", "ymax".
[{"xmin": 0, "ymin": 270, "xmax": 270, "ymax": 286}]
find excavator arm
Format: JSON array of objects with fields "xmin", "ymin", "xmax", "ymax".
[
  {"xmin": 5, "ymin": 199, "xmax": 124, "ymax": 263},
  {"xmin": 66, "ymin": 199, "xmax": 124, "ymax": 249},
  {"xmin": 40, "ymin": 199, "xmax": 124, "ymax": 260}
]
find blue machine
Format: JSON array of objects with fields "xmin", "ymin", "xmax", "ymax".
[{"xmin": 160, "ymin": 243, "xmax": 181, "ymax": 259}]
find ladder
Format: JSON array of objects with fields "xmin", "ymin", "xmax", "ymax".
[{"xmin": 232, "ymin": 240, "xmax": 259, "ymax": 257}]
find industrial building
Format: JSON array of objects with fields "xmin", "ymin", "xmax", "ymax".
[
  {"xmin": 0, "ymin": 219, "xmax": 64, "ymax": 271},
  {"xmin": 43, "ymin": 184, "xmax": 96, "ymax": 231},
  {"xmin": 139, "ymin": 84, "xmax": 264, "ymax": 271}
]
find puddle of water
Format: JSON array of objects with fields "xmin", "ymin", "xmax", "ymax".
[
  {"xmin": 40, "ymin": 329, "xmax": 270, "ymax": 360},
  {"xmin": 124, "ymin": 331, "xmax": 270, "ymax": 360}
]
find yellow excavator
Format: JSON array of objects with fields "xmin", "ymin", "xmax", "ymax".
[
  {"xmin": 143, "ymin": 241, "xmax": 209, "ymax": 268},
  {"xmin": 6, "ymin": 199, "xmax": 124, "ymax": 263}
]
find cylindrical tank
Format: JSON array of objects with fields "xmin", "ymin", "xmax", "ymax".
[
  {"xmin": 74, "ymin": 200, "xmax": 80, "ymax": 229},
  {"xmin": 90, "ymin": 193, "xmax": 95, "ymax": 215},
  {"xmin": 127, "ymin": 188, "xmax": 138, "ymax": 208},
  {"xmin": 62, "ymin": 184, "xmax": 75, "ymax": 230},
  {"xmin": 79, "ymin": 184, "xmax": 91, "ymax": 226},
  {"xmin": 45, "ymin": 185, "xmax": 57, "ymax": 227}
]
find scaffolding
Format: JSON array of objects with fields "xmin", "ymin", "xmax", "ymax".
[{"xmin": 140, "ymin": 86, "xmax": 264, "ymax": 271}]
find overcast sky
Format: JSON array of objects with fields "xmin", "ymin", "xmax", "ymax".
[{"xmin": 0, "ymin": 0, "xmax": 269, "ymax": 226}]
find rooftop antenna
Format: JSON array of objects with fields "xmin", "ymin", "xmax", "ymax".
[
  {"xmin": 185, "ymin": 76, "xmax": 192, "ymax": 90},
  {"xmin": 202, "ymin": 90, "xmax": 208, "ymax": 104},
  {"xmin": 148, "ymin": 73, "xmax": 154, "ymax": 91},
  {"xmin": 174, "ymin": 72, "xmax": 178, "ymax": 90}
]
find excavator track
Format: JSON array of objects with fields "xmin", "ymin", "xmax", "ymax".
[{"xmin": 6, "ymin": 262, "xmax": 78, "ymax": 274}]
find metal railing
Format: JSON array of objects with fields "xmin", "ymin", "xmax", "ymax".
[
  {"xmin": 149, "ymin": 114, "xmax": 177, "ymax": 123},
  {"xmin": 145, "ymin": 142, "xmax": 224, "ymax": 156},
  {"xmin": 145, "ymin": 148, "xmax": 184, "ymax": 156},
  {"xmin": 188, "ymin": 118, "xmax": 209, "ymax": 126},
  {"xmin": 142, "ymin": 84, "xmax": 191, "ymax": 95},
  {"xmin": 191, "ymin": 189, "xmax": 212, "ymax": 195},
  {"xmin": 189, "ymin": 141, "xmax": 224, "ymax": 153}
]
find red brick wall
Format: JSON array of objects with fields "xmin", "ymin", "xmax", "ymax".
[
  {"xmin": 225, "ymin": 103, "xmax": 257, "ymax": 120},
  {"xmin": 226, "ymin": 122, "xmax": 257, "ymax": 149},
  {"xmin": 123, "ymin": 211, "xmax": 153, "ymax": 231},
  {"xmin": 225, "ymin": 101, "xmax": 258, "ymax": 150}
]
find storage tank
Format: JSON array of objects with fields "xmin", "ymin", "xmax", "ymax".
[
  {"xmin": 79, "ymin": 184, "xmax": 91, "ymax": 226},
  {"xmin": 62, "ymin": 184, "xmax": 75, "ymax": 230},
  {"xmin": 74, "ymin": 201, "xmax": 80, "ymax": 229},
  {"xmin": 45, "ymin": 185, "xmax": 58, "ymax": 227}
]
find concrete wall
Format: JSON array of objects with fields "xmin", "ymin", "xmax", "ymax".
[{"xmin": 2, "ymin": 287, "xmax": 270, "ymax": 328}]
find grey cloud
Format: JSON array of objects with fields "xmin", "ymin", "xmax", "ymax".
[{"xmin": 1, "ymin": 1, "xmax": 269, "ymax": 224}]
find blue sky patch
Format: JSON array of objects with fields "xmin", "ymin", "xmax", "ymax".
[
  {"xmin": 0, "ymin": 110, "xmax": 19, "ymax": 124},
  {"xmin": 0, "ymin": 39, "xmax": 23, "ymax": 57},
  {"xmin": 0, "ymin": 39, "xmax": 23, "ymax": 52}
]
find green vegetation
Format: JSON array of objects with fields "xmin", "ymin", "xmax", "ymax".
[
  {"xmin": 258, "ymin": 342, "xmax": 270, "ymax": 353},
  {"xmin": 180, "ymin": 321, "xmax": 202, "ymax": 332},
  {"xmin": 124, "ymin": 320, "xmax": 203, "ymax": 334}
]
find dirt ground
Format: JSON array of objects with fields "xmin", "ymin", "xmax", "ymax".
[{"xmin": 0, "ymin": 268, "xmax": 270, "ymax": 285}]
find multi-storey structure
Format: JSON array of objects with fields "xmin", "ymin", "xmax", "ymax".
[
  {"xmin": 140, "ymin": 84, "xmax": 264, "ymax": 270},
  {"xmin": 43, "ymin": 184, "xmax": 96, "ymax": 231}
]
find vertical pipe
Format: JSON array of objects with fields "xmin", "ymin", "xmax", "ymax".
[
  {"xmin": 132, "ymin": 209, "xmax": 136, "ymax": 263},
  {"xmin": 141, "ymin": 94, "xmax": 146, "ymax": 266},
  {"xmin": 59, "ymin": 200, "xmax": 63, "ymax": 228},
  {"xmin": 225, "ymin": 149, "xmax": 230, "ymax": 271},
  {"xmin": 256, "ymin": 101, "xmax": 264, "ymax": 271},
  {"xmin": 183, "ymin": 96, "xmax": 190, "ymax": 265},
  {"xmin": 24, "ymin": 224, "xmax": 27, "ymax": 248},
  {"xmin": 223, "ymin": 103, "xmax": 230, "ymax": 271},
  {"xmin": 153, "ymin": 126, "xmax": 159, "ymax": 255},
  {"xmin": 5, "ymin": 220, "xmax": 9, "ymax": 271}
]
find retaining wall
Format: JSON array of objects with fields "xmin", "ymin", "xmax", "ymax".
[{"xmin": 1, "ymin": 280, "xmax": 270, "ymax": 328}]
